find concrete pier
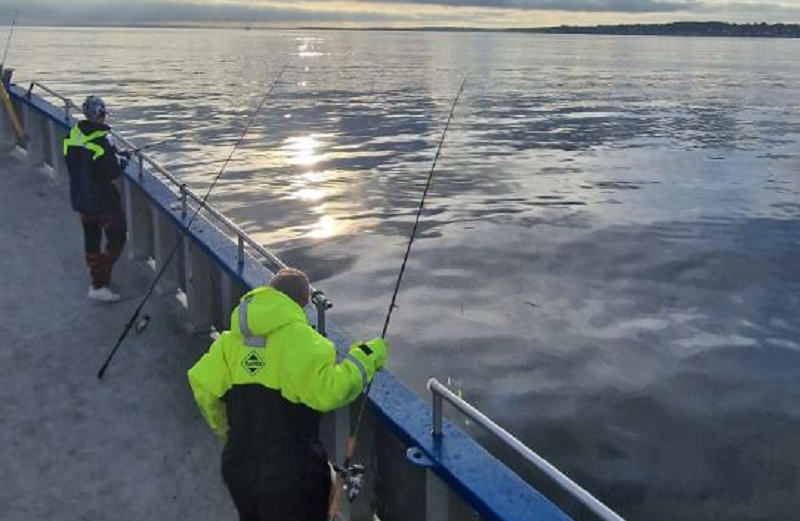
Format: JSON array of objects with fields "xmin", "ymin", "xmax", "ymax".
[{"xmin": 0, "ymin": 151, "xmax": 236, "ymax": 520}]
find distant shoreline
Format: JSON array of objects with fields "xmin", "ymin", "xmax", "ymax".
[
  {"xmin": 518, "ymin": 22, "xmax": 800, "ymax": 38},
  {"xmin": 303, "ymin": 22, "xmax": 799, "ymax": 38},
  {"xmin": 16, "ymin": 21, "xmax": 800, "ymax": 39}
]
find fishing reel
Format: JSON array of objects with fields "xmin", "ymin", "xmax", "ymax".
[{"xmin": 334, "ymin": 462, "xmax": 366, "ymax": 502}]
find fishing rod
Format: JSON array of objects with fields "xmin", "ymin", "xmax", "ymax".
[
  {"xmin": 1, "ymin": 10, "xmax": 17, "ymax": 67},
  {"xmin": 128, "ymin": 136, "xmax": 183, "ymax": 154},
  {"xmin": 328, "ymin": 75, "xmax": 469, "ymax": 520},
  {"xmin": 119, "ymin": 135, "xmax": 186, "ymax": 158},
  {"xmin": 96, "ymin": 64, "xmax": 289, "ymax": 380}
]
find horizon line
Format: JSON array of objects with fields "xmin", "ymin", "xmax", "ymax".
[{"xmin": 8, "ymin": 20, "xmax": 800, "ymax": 31}]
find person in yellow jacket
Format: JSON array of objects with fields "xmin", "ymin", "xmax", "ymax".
[{"xmin": 188, "ymin": 268, "xmax": 387, "ymax": 521}]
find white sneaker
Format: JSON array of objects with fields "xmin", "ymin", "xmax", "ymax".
[{"xmin": 88, "ymin": 286, "xmax": 121, "ymax": 303}]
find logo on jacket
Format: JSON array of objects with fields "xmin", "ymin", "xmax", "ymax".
[{"xmin": 242, "ymin": 350, "xmax": 265, "ymax": 376}]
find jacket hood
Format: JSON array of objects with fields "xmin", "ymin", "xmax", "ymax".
[{"xmin": 232, "ymin": 286, "xmax": 307, "ymax": 338}]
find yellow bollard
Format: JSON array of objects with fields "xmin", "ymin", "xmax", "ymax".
[{"xmin": 0, "ymin": 82, "xmax": 25, "ymax": 143}]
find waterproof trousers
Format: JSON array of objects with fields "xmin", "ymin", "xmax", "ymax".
[
  {"xmin": 221, "ymin": 441, "xmax": 331, "ymax": 521},
  {"xmin": 80, "ymin": 211, "xmax": 127, "ymax": 289}
]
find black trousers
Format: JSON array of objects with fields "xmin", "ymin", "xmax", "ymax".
[
  {"xmin": 80, "ymin": 211, "xmax": 127, "ymax": 289},
  {"xmin": 222, "ymin": 443, "xmax": 332, "ymax": 521}
]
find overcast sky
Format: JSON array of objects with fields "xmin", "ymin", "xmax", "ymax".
[{"xmin": 0, "ymin": 0, "xmax": 798, "ymax": 27}]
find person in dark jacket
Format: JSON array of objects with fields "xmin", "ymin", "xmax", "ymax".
[
  {"xmin": 188, "ymin": 268, "xmax": 388, "ymax": 521},
  {"xmin": 63, "ymin": 95, "xmax": 129, "ymax": 302}
]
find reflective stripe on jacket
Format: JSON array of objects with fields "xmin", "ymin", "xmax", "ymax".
[
  {"xmin": 187, "ymin": 286, "xmax": 375, "ymax": 445},
  {"xmin": 63, "ymin": 125, "xmax": 108, "ymax": 160}
]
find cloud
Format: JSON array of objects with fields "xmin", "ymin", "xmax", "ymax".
[
  {"xmin": 693, "ymin": 1, "xmax": 800, "ymax": 15},
  {"xmin": 353, "ymin": 0, "xmax": 699, "ymax": 13},
  {"xmin": 0, "ymin": 1, "xmax": 420, "ymax": 25},
  {"xmin": 0, "ymin": 0, "xmax": 797, "ymax": 25}
]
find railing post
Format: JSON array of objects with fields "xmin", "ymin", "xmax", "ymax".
[
  {"xmin": 152, "ymin": 208, "xmax": 179, "ymax": 295},
  {"xmin": 220, "ymin": 274, "xmax": 245, "ymax": 331},
  {"xmin": 48, "ymin": 119, "xmax": 69, "ymax": 179},
  {"xmin": 184, "ymin": 238, "xmax": 214, "ymax": 333},
  {"xmin": 432, "ymin": 387, "xmax": 443, "ymax": 437},
  {"xmin": 124, "ymin": 178, "xmax": 152, "ymax": 261},
  {"xmin": 317, "ymin": 303, "xmax": 327, "ymax": 337},
  {"xmin": 41, "ymin": 115, "xmax": 54, "ymax": 169},
  {"xmin": 180, "ymin": 185, "xmax": 188, "ymax": 218},
  {"xmin": 426, "ymin": 471, "xmax": 450, "ymax": 521},
  {"xmin": 22, "ymin": 103, "xmax": 46, "ymax": 168},
  {"xmin": 312, "ymin": 292, "xmax": 331, "ymax": 337}
]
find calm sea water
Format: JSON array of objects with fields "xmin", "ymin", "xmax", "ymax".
[{"xmin": 8, "ymin": 27, "xmax": 800, "ymax": 521}]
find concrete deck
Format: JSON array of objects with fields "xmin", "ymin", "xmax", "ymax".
[{"xmin": 0, "ymin": 152, "xmax": 236, "ymax": 520}]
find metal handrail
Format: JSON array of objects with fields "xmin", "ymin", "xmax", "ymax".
[
  {"xmin": 24, "ymin": 81, "xmax": 332, "ymax": 326},
  {"xmin": 427, "ymin": 378, "xmax": 627, "ymax": 521}
]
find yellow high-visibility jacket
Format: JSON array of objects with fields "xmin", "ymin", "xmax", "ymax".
[{"xmin": 187, "ymin": 286, "xmax": 375, "ymax": 444}]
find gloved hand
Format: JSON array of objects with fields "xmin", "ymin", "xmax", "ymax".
[{"xmin": 356, "ymin": 338, "xmax": 388, "ymax": 371}]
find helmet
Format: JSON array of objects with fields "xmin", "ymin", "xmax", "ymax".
[{"xmin": 82, "ymin": 95, "xmax": 107, "ymax": 121}]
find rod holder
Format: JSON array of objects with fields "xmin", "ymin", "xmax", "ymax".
[
  {"xmin": 180, "ymin": 185, "xmax": 188, "ymax": 218},
  {"xmin": 316, "ymin": 304, "xmax": 327, "ymax": 338},
  {"xmin": 311, "ymin": 290, "xmax": 331, "ymax": 337}
]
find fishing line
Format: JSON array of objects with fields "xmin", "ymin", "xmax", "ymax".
[
  {"xmin": 128, "ymin": 136, "xmax": 185, "ymax": 154},
  {"xmin": 97, "ymin": 64, "xmax": 289, "ymax": 379},
  {"xmin": 114, "ymin": 136, "xmax": 186, "ymax": 165},
  {"xmin": 328, "ymin": 75, "xmax": 469, "ymax": 520}
]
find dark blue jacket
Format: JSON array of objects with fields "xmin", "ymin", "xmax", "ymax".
[{"xmin": 64, "ymin": 120, "xmax": 125, "ymax": 215}]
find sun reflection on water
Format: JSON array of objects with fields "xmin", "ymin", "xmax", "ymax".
[
  {"xmin": 283, "ymin": 134, "xmax": 327, "ymax": 166},
  {"xmin": 294, "ymin": 187, "xmax": 326, "ymax": 201},
  {"xmin": 275, "ymin": 134, "xmax": 354, "ymax": 239},
  {"xmin": 296, "ymin": 37, "xmax": 326, "ymax": 58},
  {"xmin": 306, "ymin": 214, "xmax": 340, "ymax": 239}
]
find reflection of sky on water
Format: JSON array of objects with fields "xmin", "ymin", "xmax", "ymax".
[{"xmin": 10, "ymin": 27, "xmax": 800, "ymax": 521}]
